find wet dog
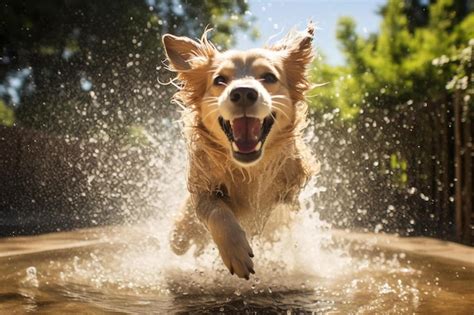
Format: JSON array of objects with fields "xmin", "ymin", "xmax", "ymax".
[{"xmin": 162, "ymin": 24, "xmax": 317, "ymax": 279}]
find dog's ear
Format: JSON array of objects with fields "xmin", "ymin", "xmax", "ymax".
[
  {"xmin": 162, "ymin": 34, "xmax": 202, "ymax": 71},
  {"xmin": 271, "ymin": 22, "xmax": 314, "ymax": 61},
  {"xmin": 271, "ymin": 23, "xmax": 315, "ymax": 102},
  {"xmin": 287, "ymin": 22, "xmax": 314, "ymax": 64},
  {"xmin": 162, "ymin": 32, "xmax": 216, "ymax": 107}
]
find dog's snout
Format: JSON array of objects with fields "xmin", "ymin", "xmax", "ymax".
[{"xmin": 229, "ymin": 87, "xmax": 258, "ymax": 107}]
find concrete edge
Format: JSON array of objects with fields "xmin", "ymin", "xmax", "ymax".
[
  {"xmin": 0, "ymin": 226, "xmax": 473, "ymax": 266},
  {"xmin": 330, "ymin": 230, "xmax": 474, "ymax": 266}
]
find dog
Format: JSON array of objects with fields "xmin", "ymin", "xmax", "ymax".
[{"xmin": 162, "ymin": 24, "xmax": 317, "ymax": 279}]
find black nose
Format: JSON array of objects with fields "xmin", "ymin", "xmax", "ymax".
[{"xmin": 229, "ymin": 87, "xmax": 258, "ymax": 107}]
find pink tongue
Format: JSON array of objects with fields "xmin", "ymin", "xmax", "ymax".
[{"xmin": 232, "ymin": 117, "xmax": 262, "ymax": 153}]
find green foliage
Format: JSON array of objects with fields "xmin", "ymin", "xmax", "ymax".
[
  {"xmin": 310, "ymin": 0, "xmax": 474, "ymax": 113},
  {"xmin": 126, "ymin": 125, "xmax": 152, "ymax": 146},
  {"xmin": 308, "ymin": 0, "xmax": 473, "ymax": 194},
  {"xmin": 390, "ymin": 152, "xmax": 408, "ymax": 187},
  {"xmin": 0, "ymin": 100, "xmax": 15, "ymax": 126},
  {"xmin": 308, "ymin": 57, "xmax": 361, "ymax": 121},
  {"xmin": 436, "ymin": 38, "xmax": 474, "ymax": 103},
  {"xmin": 0, "ymin": 0, "xmax": 252, "ymax": 137}
]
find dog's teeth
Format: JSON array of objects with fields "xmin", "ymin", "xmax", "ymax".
[
  {"xmin": 232, "ymin": 142, "xmax": 239, "ymax": 152},
  {"xmin": 255, "ymin": 141, "xmax": 262, "ymax": 151}
]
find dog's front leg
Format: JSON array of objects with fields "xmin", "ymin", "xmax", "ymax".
[
  {"xmin": 194, "ymin": 193, "xmax": 254, "ymax": 279},
  {"xmin": 170, "ymin": 197, "xmax": 209, "ymax": 256}
]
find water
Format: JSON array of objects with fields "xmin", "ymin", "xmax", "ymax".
[
  {"xmin": 1, "ymin": 219, "xmax": 473, "ymax": 314},
  {"xmin": 1, "ymin": 115, "xmax": 473, "ymax": 314},
  {"xmin": 1, "ymin": 81, "xmax": 473, "ymax": 314}
]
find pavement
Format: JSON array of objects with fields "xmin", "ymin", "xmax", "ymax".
[{"xmin": 0, "ymin": 226, "xmax": 472, "ymax": 266}]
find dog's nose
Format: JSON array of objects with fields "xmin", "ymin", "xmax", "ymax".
[{"xmin": 229, "ymin": 87, "xmax": 258, "ymax": 107}]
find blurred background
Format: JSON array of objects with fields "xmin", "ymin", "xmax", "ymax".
[{"xmin": 0, "ymin": 0, "xmax": 472, "ymax": 245}]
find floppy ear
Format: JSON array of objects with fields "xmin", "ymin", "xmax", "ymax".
[
  {"xmin": 162, "ymin": 32, "xmax": 217, "ymax": 107},
  {"xmin": 162, "ymin": 34, "xmax": 201, "ymax": 71},
  {"xmin": 286, "ymin": 22, "xmax": 314, "ymax": 65},
  {"xmin": 271, "ymin": 23, "xmax": 315, "ymax": 103}
]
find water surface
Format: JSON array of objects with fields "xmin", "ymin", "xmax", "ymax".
[{"xmin": 0, "ymin": 224, "xmax": 472, "ymax": 314}]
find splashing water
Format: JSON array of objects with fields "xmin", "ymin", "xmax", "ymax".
[
  {"xmin": 1, "ymin": 120, "xmax": 473, "ymax": 314},
  {"xmin": 57, "ymin": 133, "xmax": 353, "ymax": 295}
]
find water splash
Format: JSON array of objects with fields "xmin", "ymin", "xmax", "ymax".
[
  {"xmin": 46, "ymin": 123, "xmax": 424, "ymax": 310},
  {"xmin": 23, "ymin": 266, "xmax": 39, "ymax": 288},
  {"xmin": 49, "ymin": 121, "xmax": 356, "ymax": 296},
  {"xmin": 3, "ymin": 123, "xmax": 471, "ymax": 313}
]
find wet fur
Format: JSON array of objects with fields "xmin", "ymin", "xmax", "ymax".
[{"xmin": 163, "ymin": 24, "xmax": 318, "ymax": 279}]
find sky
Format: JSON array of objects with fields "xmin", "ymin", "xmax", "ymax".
[{"xmin": 234, "ymin": 0, "xmax": 386, "ymax": 65}]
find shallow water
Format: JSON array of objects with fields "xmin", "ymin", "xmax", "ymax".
[{"xmin": 0, "ymin": 222, "xmax": 473, "ymax": 314}]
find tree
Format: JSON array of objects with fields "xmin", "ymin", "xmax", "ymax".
[
  {"xmin": 0, "ymin": 0, "xmax": 253, "ymax": 137},
  {"xmin": 0, "ymin": 0, "xmax": 255, "ymax": 233},
  {"xmin": 308, "ymin": 0, "xmax": 473, "ymax": 243},
  {"xmin": 0, "ymin": 100, "xmax": 14, "ymax": 126}
]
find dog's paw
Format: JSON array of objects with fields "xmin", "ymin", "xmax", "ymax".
[
  {"xmin": 215, "ymin": 225, "xmax": 255, "ymax": 279},
  {"xmin": 170, "ymin": 230, "xmax": 191, "ymax": 255},
  {"xmin": 170, "ymin": 211, "xmax": 209, "ymax": 256}
]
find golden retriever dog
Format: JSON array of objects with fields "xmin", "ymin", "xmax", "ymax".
[{"xmin": 162, "ymin": 24, "xmax": 317, "ymax": 279}]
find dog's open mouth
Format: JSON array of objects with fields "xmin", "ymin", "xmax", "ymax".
[{"xmin": 218, "ymin": 113, "xmax": 275, "ymax": 163}]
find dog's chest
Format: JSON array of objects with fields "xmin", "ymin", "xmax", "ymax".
[{"xmin": 224, "ymin": 165, "xmax": 298, "ymax": 235}]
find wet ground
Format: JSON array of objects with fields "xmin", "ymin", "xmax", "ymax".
[{"xmin": 0, "ymin": 226, "xmax": 473, "ymax": 314}]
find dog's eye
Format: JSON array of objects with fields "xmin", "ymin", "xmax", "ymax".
[
  {"xmin": 213, "ymin": 75, "xmax": 227, "ymax": 86},
  {"xmin": 261, "ymin": 72, "xmax": 278, "ymax": 83}
]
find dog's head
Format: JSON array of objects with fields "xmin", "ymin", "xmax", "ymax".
[{"xmin": 162, "ymin": 24, "xmax": 314, "ymax": 166}]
